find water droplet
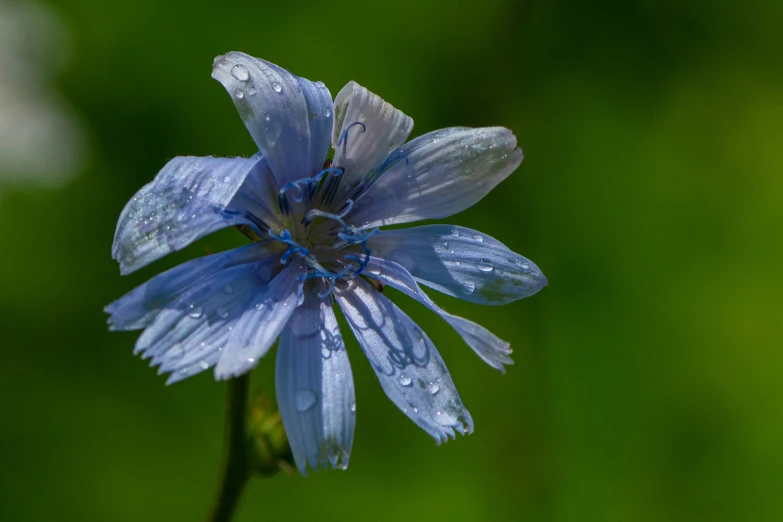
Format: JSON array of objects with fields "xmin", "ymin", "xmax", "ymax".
[
  {"xmin": 223, "ymin": 284, "xmax": 234, "ymax": 294},
  {"xmin": 450, "ymin": 228, "xmax": 460, "ymax": 237},
  {"xmin": 217, "ymin": 306, "xmax": 229, "ymax": 319},
  {"xmin": 296, "ymin": 291, "xmax": 305, "ymax": 306},
  {"xmin": 324, "ymin": 108, "xmax": 331, "ymax": 117},
  {"xmin": 478, "ymin": 259, "xmax": 494, "ymax": 272},
  {"xmin": 473, "ymin": 234, "xmax": 483, "ymax": 242},
  {"xmin": 295, "ymin": 390, "xmax": 316, "ymax": 412},
  {"xmin": 223, "ymin": 175, "xmax": 231, "ymax": 183},
  {"xmin": 188, "ymin": 305, "xmax": 203, "ymax": 318},
  {"xmin": 247, "ymin": 87, "xmax": 257, "ymax": 97},
  {"xmin": 428, "ymin": 382, "xmax": 440, "ymax": 395},
  {"xmin": 398, "ymin": 373, "xmax": 412, "ymax": 386},
  {"xmin": 350, "ymin": 402, "xmax": 356, "ymax": 413},
  {"xmin": 442, "ymin": 239, "xmax": 449, "ymax": 249},
  {"xmin": 413, "ymin": 407, "xmax": 419, "ymax": 414},
  {"xmin": 321, "ymin": 347, "xmax": 331, "ymax": 359},
  {"xmin": 199, "ymin": 360, "xmax": 209, "ymax": 370},
  {"xmin": 514, "ymin": 258, "xmax": 530, "ymax": 270},
  {"xmin": 230, "ymin": 64, "xmax": 250, "ymax": 81},
  {"xmin": 454, "ymin": 260, "xmax": 461, "ymax": 266},
  {"xmin": 315, "ymin": 80, "xmax": 325, "ymax": 88},
  {"xmin": 247, "ymin": 357, "xmax": 256, "ymax": 364},
  {"xmin": 464, "ymin": 281, "xmax": 476, "ymax": 294},
  {"xmin": 272, "ymin": 82, "xmax": 282, "ymax": 93},
  {"xmin": 234, "ymin": 89, "xmax": 244, "ymax": 99}
]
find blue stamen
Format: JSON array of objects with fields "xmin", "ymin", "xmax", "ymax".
[
  {"xmin": 277, "ymin": 167, "xmax": 344, "ymax": 213},
  {"xmin": 374, "ymin": 149, "xmax": 409, "ymax": 179},
  {"xmin": 336, "ymin": 121, "xmax": 366, "ymax": 155},
  {"xmin": 303, "ymin": 198, "xmax": 354, "ymax": 228},
  {"xmin": 268, "ymin": 229, "xmax": 310, "ymax": 265}
]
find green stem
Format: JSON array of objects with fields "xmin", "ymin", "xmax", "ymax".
[{"xmin": 206, "ymin": 373, "xmax": 252, "ymax": 522}]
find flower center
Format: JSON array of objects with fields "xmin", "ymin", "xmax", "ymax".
[{"xmin": 262, "ymin": 163, "xmax": 379, "ymax": 297}]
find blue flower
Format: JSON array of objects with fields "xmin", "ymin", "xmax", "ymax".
[{"xmin": 106, "ymin": 52, "xmax": 547, "ymax": 473}]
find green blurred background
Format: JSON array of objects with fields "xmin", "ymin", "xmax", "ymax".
[{"xmin": 1, "ymin": 0, "xmax": 781, "ymax": 521}]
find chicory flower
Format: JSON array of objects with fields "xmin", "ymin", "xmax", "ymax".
[{"xmin": 106, "ymin": 52, "xmax": 547, "ymax": 473}]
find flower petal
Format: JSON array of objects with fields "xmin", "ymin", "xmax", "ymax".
[
  {"xmin": 334, "ymin": 278, "xmax": 472, "ymax": 442},
  {"xmin": 365, "ymin": 257, "xmax": 513, "ymax": 372},
  {"xmin": 106, "ymin": 242, "xmax": 282, "ymax": 331},
  {"xmin": 368, "ymin": 225, "xmax": 546, "ymax": 305},
  {"xmin": 112, "ymin": 155, "xmax": 265, "ymax": 274},
  {"xmin": 214, "ymin": 259, "xmax": 305, "ymax": 380},
  {"xmin": 211, "ymin": 52, "xmax": 333, "ymax": 185},
  {"xmin": 129, "ymin": 253, "xmax": 284, "ymax": 384},
  {"xmin": 276, "ymin": 282, "xmax": 355, "ymax": 474},
  {"xmin": 348, "ymin": 127, "xmax": 523, "ymax": 228},
  {"xmin": 323, "ymin": 81, "xmax": 412, "ymax": 208}
]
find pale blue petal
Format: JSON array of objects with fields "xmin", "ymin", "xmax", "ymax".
[
  {"xmin": 365, "ymin": 257, "xmax": 513, "ymax": 372},
  {"xmin": 105, "ymin": 242, "xmax": 281, "ymax": 331},
  {"xmin": 368, "ymin": 225, "xmax": 547, "ymax": 305},
  {"xmin": 228, "ymin": 153, "xmax": 286, "ymax": 234},
  {"xmin": 211, "ymin": 52, "xmax": 332, "ymax": 186},
  {"xmin": 276, "ymin": 282, "xmax": 355, "ymax": 474},
  {"xmin": 348, "ymin": 127, "xmax": 522, "ymax": 228},
  {"xmin": 214, "ymin": 259, "xmax": 305, "ymax": 380},
  {"xmin": 334, "ymin": 278, "xmax": 472, "ymax": 443},
  {"xmin": 294, "ymin": 77, "xmax": 333, "ymax": 179},
  {"xmin": 132, "ymin": 254, "xmax": 283, "ymax": 383},
  {"xmin": 112, "ymin": 155, "xmax": 263, "ymax": 274},
  {"xmin": 323, "ymin": 81, "xmax": 412, "ymax": 209}
]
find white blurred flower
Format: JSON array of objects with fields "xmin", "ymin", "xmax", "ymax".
[{"xmin": 0, "ymin": 0, "xmax": 85, "ymax": 194}]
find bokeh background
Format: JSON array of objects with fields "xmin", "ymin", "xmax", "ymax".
[{"xmin": 1, "ymin": 0, "xmax": 781, "ymax": 521}]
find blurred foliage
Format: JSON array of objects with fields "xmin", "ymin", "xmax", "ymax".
[{"xmin": 0, "ymin": 0, "xmax": 781, "ymax": 521}]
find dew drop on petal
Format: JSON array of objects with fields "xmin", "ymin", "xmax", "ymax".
[
  {"xmin": 234, "ymin": 89, "xmax": 244, "ymax": 99},
  {"xmin": 230, "ymin": 64, "xmax": 250, "ymax": 81},
  {"xmin": 478, "ymin": 259, "xmax": 494, "ymax": 272},
  {"xmin": 188, "ymin": 305, "xmax": 203, "ymax": 318},
  {"xmin": 514, "ymin": 258, "xmax": 530, "ymax": 270},
  {"xmin": 199, "ymin": 360, "xmax": 209, "ymax": 370},
  {"xmin": 315, "ymin": 80, "xmax": 325, "ymax": 88},
  {"xmin": 464, "ymin": 281, "xmax": 476, "ymax": 294},
  {"xmin": 473, "ymin": 234, "xmax": 483, "ymax": 242},
  {"xmin": 295, "ymin": 390, "xmax": 316, "ymax": 412},
  {"xmin": 428, "ymin": 382, "xmax": 440, "ymax": 395},
  {"xmin": 247, "ymin": 357, "xmax": 256, "ymax": 364},
  {"xmin": 272, "ymin": 82, "xmax": 282, "ymax": 93},
  {"xmin": 247, "ymin": 87, "xmax": 257, "ymax": 97},
  {"xmin": 450, "ymin": 228, "xmax": 460, "ymax": 238},
  {"xmin": 217, "ymin": 306, "xmax": 229, "ymax": 319},
  {"xmin": 413, "ymin": 407, "xmax": 419, "ymax": 414},
  {"xmin": 324, "ymin": 108, "xmax": 331, "ymax": 118},
  {"xmin": 350, "ymin": 402, "xmax": 356, "ymax": 413},
  {"xmin": 454, "ymin": 260, "xmax": 461, "ymax": 266},
  {"xmin": 398, "ymin": 373, "xmax": 412, "ymax": 386},
  {"xmin": 321, "ymin": 347, "xmax": 331, "ymax": 359},
  {"xmin": 442, "ymin": 239, "xmax": 449, "ymax": 249}
]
